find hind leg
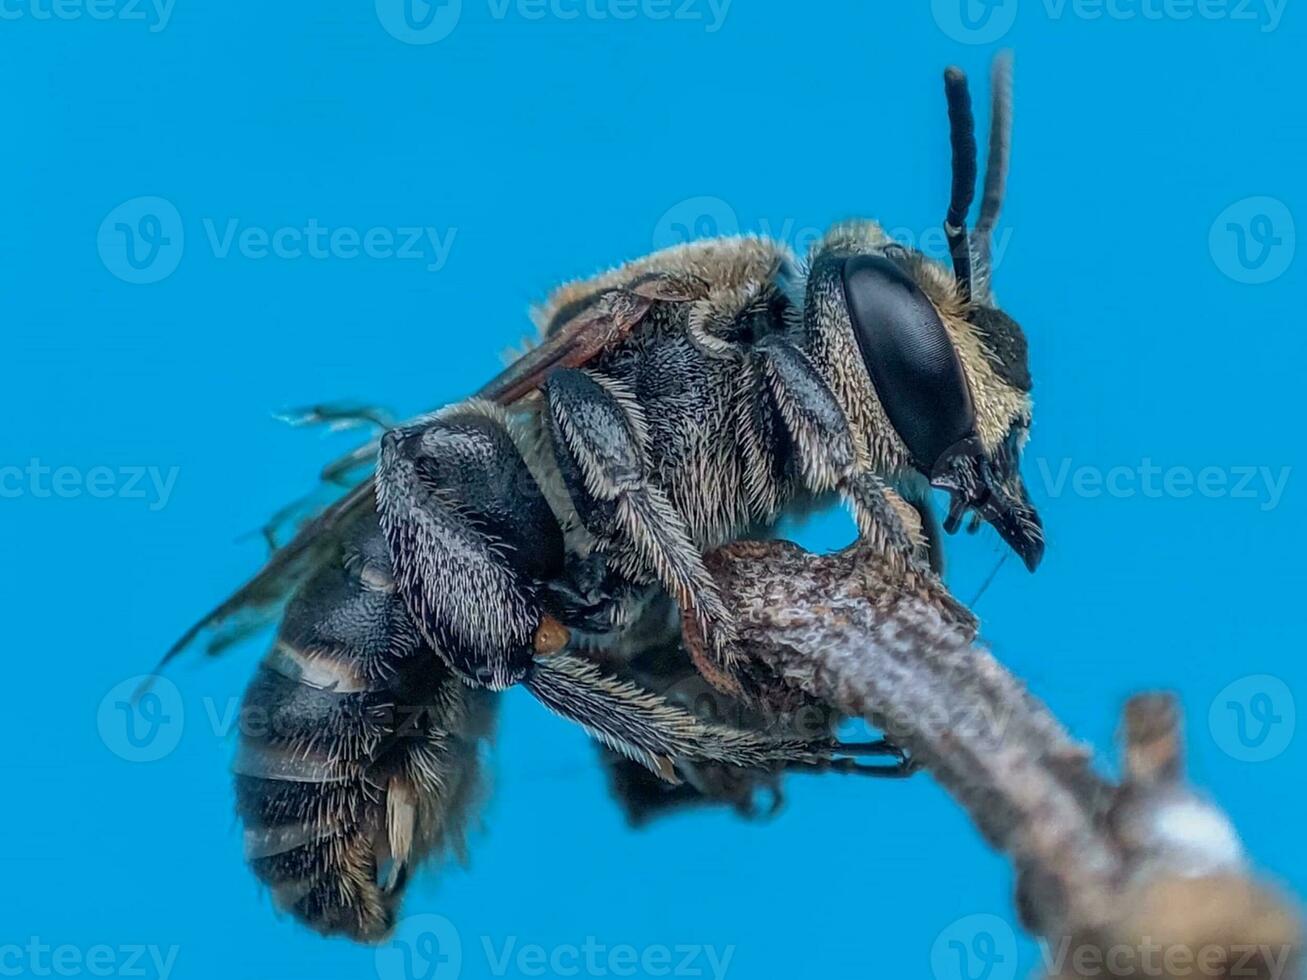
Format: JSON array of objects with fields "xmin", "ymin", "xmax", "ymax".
[
  {"xmin": 591, "ymin": 640, "xmax": 916, "ymax": 825},
  {"xmin": 375, "ymin": 394, "xmax": 891, "ymax": 784},
  {"xmin": 375, "ymin": 400, "xmax": 569, "ymax": 688}
]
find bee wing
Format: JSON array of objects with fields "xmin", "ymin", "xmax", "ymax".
[
  {"xmin": 159, "ymin": 272, "xmax": 700, "ymax": 670},
  {"xmin": 477, "ymin": 273, "xmax": 703, "ymax": 403},
  {"xmin": 157, "ymin": 482, "xmax": 373, "ymax": 669}
]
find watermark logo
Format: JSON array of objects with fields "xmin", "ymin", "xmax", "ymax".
[
  {"xmin": 931, "ymin": 0, "xmax": 1020, "ymax": 43},
  {"xmin": 1210, "ymin": 196, "xmax": 1296, "ymax": 285},
  {"xmin": 653, "ymin": 196, "xmax": 741, "ymax": 250},
  {"xmin": 651, "ymin": 195, "xmax": 1014, "ymax": 269},
  {"xmin": 97, "ymin": 675, "xmax": 185, "ymax": 763},
  {"xmin": 378, "ymin": 914, "xmax": 463, "ymax": 980},
  {"xmin": 1210, "ymin": 674, "xmax": 1295, "ymax": 762},
  {"xmin": 376, "ymin": 0, "xmax": 463, "ymax": 44},
  {"xmin": 97, "ymin": 196, "xmax": 185, "ymax": 285},
  {"xmin": 931, "ymin": 913, "xmax": 1019, "ymax": 980}
]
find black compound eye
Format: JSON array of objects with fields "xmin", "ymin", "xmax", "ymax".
[{"xmin": 841, "ymin": 253, "xmax": 977, "ymax": 473}]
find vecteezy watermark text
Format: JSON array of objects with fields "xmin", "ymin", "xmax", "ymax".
[
  {"xmin": 375, "ymin": 914, "xmax": 736, "ymax": 980},
  {"xmin": 483, "ymin": 0, "xmax": 731, "ymax": 30},
  {"xmin": 0, "ymin": 0, "xmax": 175, "ymax": 31},
  {"xmin": 97, "ymin": 197, "xmax": 458, "ymax": 284},
  {"xmin": 482, "ymin": 937, "xmax": 734, "ymax": 979},
  {"xmin": 1041, "ymin": 935, "xmax": 1295, "ymax": 978},
  {"xmin": 375, "ymin": 0, "xmax": 732, "ymax": 45},
  {"xmin": 201, "ymin": 218, "xmax": 456, "ymax": 272},
  {"xmin": 0, "ymin": 939, "xmax": 179, "ymax": 980},
  {"xmin": 1, "ymin": 460, "xmax": 179, "ymax": 511},
  {"xmin": 1035, "ymin": 458, "xmax": 1291, "ymax": 511},
  {"xmin": 931, "ymin": 0, "xmax": 1287, "ymax": 44},
  {"xmin": 932, "ymin": 914, "xmax": 1296, "ymax": 980},
  {"xmin": 651, "ymin": 195, "xmax": 1015, "ymax": 270}
]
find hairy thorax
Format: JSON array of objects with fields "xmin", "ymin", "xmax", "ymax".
[{"xmin": 531, "ymin": 236, "xmax": 815, "ymax": 554}]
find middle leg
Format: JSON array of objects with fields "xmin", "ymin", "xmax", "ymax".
[
  {"xmin": 373, "ymin": 395, "xmax": 878, "ymax": 784},
  {"xmin": 542, "ymin": 367, "xmax": 735, "ymax": 654}
]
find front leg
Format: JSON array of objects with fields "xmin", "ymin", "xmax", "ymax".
[
  {"xmin": 754, "ymin": 333, "xmax": 856, "ymax": 494},
  {"xmin": 840, "ymin": 471, "xmax": 934, "ymax": 571},
  {"xmin": 542, "ymin": 368, "xmax": 735, "ymax": 656},
  {"xmin": 755, "ymin": 333, "xmax": 935, "ymax": 571}
]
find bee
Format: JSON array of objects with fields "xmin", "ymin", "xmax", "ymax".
[{"xmin": 159, "ymin": 53, "xmax": 1040, "ymax": 941}]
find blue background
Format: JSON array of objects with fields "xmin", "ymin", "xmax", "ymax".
[{"xmin": 2, "ymin": 1, "xmax": 1304, "ymax": 978}]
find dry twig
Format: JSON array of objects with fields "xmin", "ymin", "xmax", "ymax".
[{"xmin": 699, "ymin": 539, "xmax": 1301, "ymax": 980}]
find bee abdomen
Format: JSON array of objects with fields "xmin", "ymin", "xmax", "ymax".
[{"xmin": 234, "ymin": 509, "xmax": 495, "ymax": 942}]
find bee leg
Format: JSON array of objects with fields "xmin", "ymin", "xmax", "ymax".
[
  {"xmin": 753, "ymin": 335, "xmax": 940, "ymax": 574},
  {"xmin": 833, "ymin": 738, "xmax": 906, "ymax": 756},
  {"xmin": 321, "ymin": 440, "xmax": 381, "ymax": 485},
  {"xmin": 375, "ymin": 400, "xmax": 568, "ymax": 689},
  {"xmin": 790, "ymin": 755, "xmax": 920, "ymax": 778},
  {"xmin": 528, "ymin": 654, "xmax": 921, "ymax": 783},
  {"xmin": 524, "ymin": 652, "xmax": 825, "ymax": 781},
  {"xmin": 909, "ymin": 491, "xmax": 948, "ymax": 575},
  {"xmin": 241, "ymin": 487, "xmax": 335, "ymax": 553},
  {"xmin": 599, "ymin": 751, "xmax": 781, "ymax": 826},
  {"xmin": 840, "ymin": 471, "xmax": 938, "ymax": 569},
  {"xmin": 542, "ymin": 368, "xmax": 735, "ymax": 655},
  {"xmin": 753, "ymin": 334, "xmax": 858, "ymax": 493},
  {"xmin": 787, "ymin": 737, "xmax": 920, "ymax": 778},
  {"xmin": 277, "ymin": 402, "xmax": 397, "ymax": 433}
]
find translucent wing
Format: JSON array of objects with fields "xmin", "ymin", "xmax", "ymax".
[
  {"xmin": 477, "ymin": 274, "xmax": 699, "ymax": 402},
  {"xmin": 158, "ymin": 482, "xmax": 373, "ymax": 668},
  {"xmin": 158, "ymin": 273, "xmax": 699, "ymax": 668}
]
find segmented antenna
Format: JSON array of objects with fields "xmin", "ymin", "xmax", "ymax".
[
  {"xmin": 975, "ymin": 52, "xmax": 1013, "ymax": 302},
  {"xmin": 943, "ymin": 66, "xmax": 978, "ymax": 301}
]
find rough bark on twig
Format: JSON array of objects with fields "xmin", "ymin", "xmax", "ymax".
[{"xmin": 700, "ymin": 539, "xmax": 1302, "ymax": 980}]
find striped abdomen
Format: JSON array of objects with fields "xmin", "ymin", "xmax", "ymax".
[{"xmin": 234, "ymin": 505, "xmax": 495, "ymax": 941}]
